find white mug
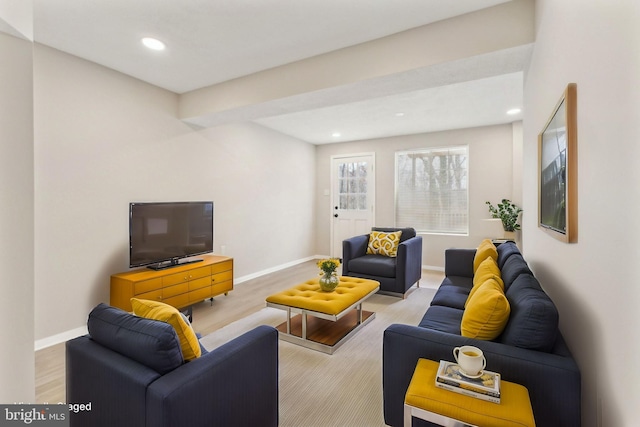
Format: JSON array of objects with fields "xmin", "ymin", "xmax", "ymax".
[{"xmin": 453, "ymin": 345, "xmax": 486, "ymax": 376}]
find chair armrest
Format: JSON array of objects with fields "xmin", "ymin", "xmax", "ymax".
[
  {"xmin": 444, "ymin": 248, "xmax": 475, "ymax": 278},
  {"xmin": 146, "ymin": 325, "xmax": 279, "ymax": 427},
  {"xmin": 382, "ymin": 324, "xmax": 581, "ymax": 427},
  {"xmin": 396, "ymin": 236, "xmax": 423, "ymax": 285},
  {"xmin": 342, "ymin": 234, "xmax": 369, "ymax": 273}
]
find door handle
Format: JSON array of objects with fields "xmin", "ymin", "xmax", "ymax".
[{"xmin": 334, "ymin": 214, "xmax": 338, "ymax": 218}]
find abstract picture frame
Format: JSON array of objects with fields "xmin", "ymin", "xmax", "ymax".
[{"xmin": 538, "ymin": 83, "xmax": 578, "ymax": 243}]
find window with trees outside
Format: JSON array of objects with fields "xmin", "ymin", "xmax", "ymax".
[{"xmin": 395, "ymin": 146, "xmax": 469, "ymax": 234}]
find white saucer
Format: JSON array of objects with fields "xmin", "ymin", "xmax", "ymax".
[{"xmin": 459, "ymin": 369, "xmax": 483, "ymax": 379}]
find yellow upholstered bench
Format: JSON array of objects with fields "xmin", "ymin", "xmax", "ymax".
[
  {"xmin": 404, "ymin": 359, "xmax": 535, "ymax": 427},
  {"xmin": 265, "ymin": 276, "xmax": 379, "ymax": 353},
  {"xmin": 266, "ymin": 276, "xmax": 379, "ymax": 315}
]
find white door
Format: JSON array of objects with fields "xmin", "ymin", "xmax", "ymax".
[{"xmin": 330, "ymin": 154, "xmax": 375, "ymax": 258}]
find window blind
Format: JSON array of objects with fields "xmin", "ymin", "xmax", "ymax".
[{"xmin": 395, "ymin": 146, "xmax": 469, "ymax": 234}]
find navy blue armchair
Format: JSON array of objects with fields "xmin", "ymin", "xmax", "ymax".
[
  {"xmin": 342, "ymin": 227, "xmax": 423, "ymax": 297},
  {"xmin": 66, "ymin": 304, "xmax": 278, "ymax": 427}
]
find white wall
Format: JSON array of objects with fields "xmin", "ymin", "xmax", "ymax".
[
  {"xmin": 33, "ymin": 44, "xmax": 316, "ymax": 342},
  {"xmin": 0, "ymin": 32, "xmax": 34, "ymax": 402},
  {"xmin": 315, "ymin": 123, "xmax": 518, "ymax": 268},
  {"xmin": 522, "ymin": 1, "xmax": 640, "ymax": 426}
]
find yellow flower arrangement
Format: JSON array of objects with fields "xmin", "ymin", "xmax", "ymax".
[{"xmin": 317, "ymin": 258, "xmax": 340, "ymax": 274}]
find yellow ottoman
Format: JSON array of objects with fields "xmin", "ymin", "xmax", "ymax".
[
  {"xmin": 404, "ymin": 359, "xmax": 535, "ymax": 427},
  {"xmin": 265, "ymin": 276, "xmax": 379, "ymax": 353},
  {"xmin": 266, "ymin": 276, "xmax": 379, "ymax": 315}
]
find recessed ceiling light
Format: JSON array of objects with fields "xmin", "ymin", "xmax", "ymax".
[
  {"xmin": 395, "ymin": 112, "xmax": 405, "ymax": 117},
  {"xmin": 142, "ymin": 37, "xmax": 166, "ymax": 51},
  {"xmin": 332, "ymin": 132, "xmax": 342, "ymax": 138},
  {"xmin": 507, "ymin": 108, "xmax": 522, "ymax": 115}
]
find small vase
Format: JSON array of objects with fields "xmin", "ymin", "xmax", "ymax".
[{"xmin": 319, "ymin": 271, "xmax": 339, "ymax": 292}]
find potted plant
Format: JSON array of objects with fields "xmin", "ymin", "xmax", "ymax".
[
  {"xmin": 317, "ymin": 258, "xmax": 341, "ymax": 292},
  {"xmin": 486, "ymin": 199, "xmax": 522, "ymax": 238}
]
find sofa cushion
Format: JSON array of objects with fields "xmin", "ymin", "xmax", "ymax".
[
  {"xmin": 131, "ymin": 298, "xmax": 202, "ymax": 361},
  {"xmin": 496, "ymin": 242, "xmax": 521, "ymax": 269},
  {"xmin": 348, "ymin": 254, "xmax": 396, "ymax": 277},
  {"xmin": 372, "ymin": 227, "xmax": 416, "ymax": 242},
  {"xmin": 418, "ymin": 305, "xmax": 463, "ymax": 334},
  {"xmin": 500, "ymin": 274, "xmax": 559, "ymax": 352},
  {"xmin": 367, "ymin": 230, "xmax": 402, "ymax": 257},
  {"xmin": 440, "ymin": 275, "xmax": 473, "ymax": 291},
  {"xmin": 87, "ymin": 303, "xmax": 184, "ymax": 374},
  {"xmin": 461, "ymin": 278, "xmax": 511, "ymax": 340},
  {"xmin": 473, "ymin": 239, "xmax": 498, "ymax": 273},
  {"xmin": 430, "ymin": 285, "xmax": 470, "ymax": 309},
  {"xmin": 500, "ymin": 254, "xmax": 533, "ymax": 291}
]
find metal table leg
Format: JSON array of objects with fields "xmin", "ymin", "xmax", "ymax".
[{"xmin": 302, "ymin": 312, "xmax": 307, "ymax": 339}]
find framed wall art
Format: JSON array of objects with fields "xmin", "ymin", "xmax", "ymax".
[{"xmin": 538, "ymin": 83, "xmax": 577, "ymax": 243}]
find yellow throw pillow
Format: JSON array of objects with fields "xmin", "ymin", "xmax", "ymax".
[
  {"xmin": 466, "ymin": 273, "xmax": 504, "ymax": 308},
  {"xmin": 473, "ymin": 239, "xmax": 498, "ymax": 273},
  {"xmin": 130, "ymin": 298, "xmax": 201, "ymax": 361},
  {"xmin": 461, "ymin": 278, "xmax": 511, "ymax": 340},
  {"xmin": 467, "ymin": 256, "xmax": 504, "ymax": 308},
  {"xmin": 472, "ymin": 256, "xmax": 502, "ymax": 289},
  {"xmin": 366, "ymin": 230, "xmax": 402, "ymax": 257}
]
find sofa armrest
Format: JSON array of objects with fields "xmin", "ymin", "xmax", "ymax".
[
  {"xmin": 66, "ymin": 336, "xmax": 161, "ymax": 427},
  {"xmin": 383, "ymin": 324, "xmax": 581, "ymax": 427},
  {"xmin": 444, "ymin": 248, "xmax": 475, "ymax": 278},
  {"xmin": 146, "ymin": 325, "xmax": 279, "ymax": 427},
  {"xmin": 342, "ymin": 234, "xmax": 369, "ymax": 273},
  {"xmin": 396, "ymin": 235, "xmax": 423, "ymax": 286}
]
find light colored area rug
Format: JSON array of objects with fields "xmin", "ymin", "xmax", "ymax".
[{"xmin": 199, "ymin": 287, "xmax": 437, "ymax": 427}]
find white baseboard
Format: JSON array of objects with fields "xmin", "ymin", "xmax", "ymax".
[
  {"xmin": 35, "ymin": 325, "xmax": 88, "ymax": 351},
  {"xmin": 35, "ymin": 255, "xmax": 325, "ymax": 350},
  {"xmin": 423, "ymin": 264, "xmax": 445, "ymax": 272},
  {"xmin": 235, "ymin": 255, "xmax": 323, "ymax": 284}
]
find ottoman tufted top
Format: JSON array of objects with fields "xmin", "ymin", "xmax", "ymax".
[{"xmin": 266, "ymin": 276, "xmax": 379, "ymax": 315}]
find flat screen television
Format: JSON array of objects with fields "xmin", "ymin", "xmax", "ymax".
[{"xmin": 129, "ymin": 201, "xmax": 213, "ymax": 270}]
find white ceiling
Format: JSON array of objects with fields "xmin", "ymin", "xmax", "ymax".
[{"xmin": 31, "ymin": 0, "xmax": 527, "ymax": 144}]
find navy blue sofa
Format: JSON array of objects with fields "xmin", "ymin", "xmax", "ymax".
[
  {"xmin": 342, "ymin": 227, "xmax": 423, "ymax": 297},
  {"xmin": 383, "ymin": 242, "xmax": 581, "ymax": 427},
  {"xmin": 66, "ymin": 303, "xmax": 278, "ymax": 427}
]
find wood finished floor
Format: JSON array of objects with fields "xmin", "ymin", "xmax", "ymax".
[{"xmin": 35, "ymin": 260, "xmax": 444, "ymax": 404}]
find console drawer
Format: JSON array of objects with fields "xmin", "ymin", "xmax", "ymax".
[
  {"xmin": 189, "ymin": 276, "xmax": 211, "ymax": 291},
  {"xmin": 211, "ymin": 260, "xmax": 232, "ymax": 274},
  {"xmin": 163, "ymin": 265, "xmax": 212, "ymax": 286},
  {"xmin": 136, "ymin": 289, "xmax": 163, "ymax": 302},
  {"xmin": 211, "ymin": 270, "xmax": 233, "ymax": 284},
  {"xmin": 189, "ymin": 286, "xmax": 212, "ymax": 303},
  {"xmin": 134, "ymin": 278, "xmax": 163, "ymax": 295},
  {"xmin": 188, "ymin": 265, "xmax": 212, "ymax": 280},
  {"xmin": 163, "ymin": 293, "xmax": 190, "ymax": 309},
  {"xmin": 163, "ymin": 282, "xmax": 189, "ymax": 299},
  {"xmin": 212, "ymin": 280, "xmax": 232, "ymax": 295}
]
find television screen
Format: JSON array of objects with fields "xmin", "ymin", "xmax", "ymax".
[{"xmin": 129, "ymin": 201, "xmax": 213, "ymax": 269}]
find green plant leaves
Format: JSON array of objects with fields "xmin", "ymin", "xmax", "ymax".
[{"xmin": 486, "ymin": 199, "xmax": 522, "ymax": 231}]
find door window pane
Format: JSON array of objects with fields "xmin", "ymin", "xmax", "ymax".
[{"xmin": 338, "ymin": 161, "xmax": 368, "ymax": 211}]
